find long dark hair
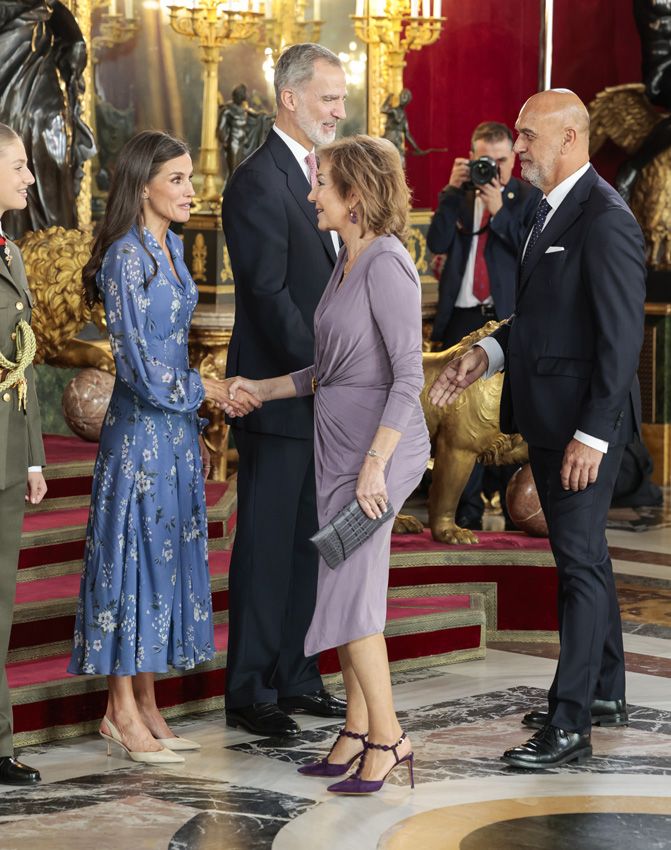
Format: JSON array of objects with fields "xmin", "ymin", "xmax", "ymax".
[{"xmin": 83, "ymin": 131, "xmax": 190, "ymax": 306}]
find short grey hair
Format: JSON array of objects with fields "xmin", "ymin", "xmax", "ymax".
[{"xmin": 274, "ymin": 43, "xmax": 342, "ymax": 106}]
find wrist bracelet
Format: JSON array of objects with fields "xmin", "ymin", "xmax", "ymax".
[{"xmin": 366, "ymin": 448, "xmax": 386, "ymax": 463}]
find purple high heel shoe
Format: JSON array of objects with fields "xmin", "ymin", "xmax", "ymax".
[
  {"xmin": 297, "ymin": 728, "xmax": 368, "ymax": 777},
  {"xmin": 327, "ymin": 731, "xmax": 415, "ymax": 794}
]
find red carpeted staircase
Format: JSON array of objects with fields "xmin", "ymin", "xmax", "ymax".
[{"xmin": 10, "ymin": 436, "xmax": 497, "ymax": 747}]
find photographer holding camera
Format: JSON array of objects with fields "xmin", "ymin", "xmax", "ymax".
[{"xmin": 427, "ymin": 121, "xmax": 540, "ymax": 529}]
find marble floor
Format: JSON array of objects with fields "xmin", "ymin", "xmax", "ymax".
[{"xmin": 2, "ymin": 519, "xmax": 671, "ymax": 850}]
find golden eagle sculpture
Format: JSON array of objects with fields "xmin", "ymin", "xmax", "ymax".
[{"xmin": 588, "ymin": 82, "xmax": 671, "ymax": 269}]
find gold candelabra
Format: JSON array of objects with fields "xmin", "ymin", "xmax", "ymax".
[
  {"xmin": 263, "ymin": 0, "xmax": 323, "ymax": 56},
  {"xmin": 351, "ymin": 0, "xmax": 444, "ymax": 136},
  {"xmin": 168, "ymin": 0, "xmax": 265, "ymax": 205},
  {"xmin": 93, "ymin": 13, "xmax": 139, "ymax": 54}
]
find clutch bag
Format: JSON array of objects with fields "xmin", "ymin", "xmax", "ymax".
[{"xmin": 310, "ymin": 497, "xmax": 395, "ymax": 570}]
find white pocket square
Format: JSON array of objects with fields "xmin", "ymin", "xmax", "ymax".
[{"xmin": 545, "ymin": 246, "xmax": 565, "ymax": 253}]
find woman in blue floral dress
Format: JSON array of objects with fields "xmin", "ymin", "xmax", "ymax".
[{"xmin": 68, "ymin": 132, "xmax": 256, "ymax": 763}]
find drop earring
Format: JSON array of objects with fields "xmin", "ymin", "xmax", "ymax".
[{"xmin": 348, "ymin": 205, "xmax": 358, "ymax": 224}]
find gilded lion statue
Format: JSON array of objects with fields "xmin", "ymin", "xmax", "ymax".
[{"xmin": 393, "ymin": 321, "xmax": 528, "ymax": 544}]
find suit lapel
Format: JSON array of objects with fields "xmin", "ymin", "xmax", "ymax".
[
  {"xmin": 517, "ymin": 167, "xmax": 597, "ymax": 301},
  {"xmin": 267, "ymin": 132, "xmax": 337, "ymax": 265}
]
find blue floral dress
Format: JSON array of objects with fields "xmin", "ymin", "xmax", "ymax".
[{"xmin": 68, "ymin": 226, "xmax": 214, "ymax": 676}]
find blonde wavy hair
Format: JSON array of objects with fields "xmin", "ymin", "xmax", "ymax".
[{"xmin": 317, "ymin": 135, "xmax": 411, "ymax": 243}]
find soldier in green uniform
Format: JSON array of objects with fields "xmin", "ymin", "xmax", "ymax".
[{"xmin": 0, "ymin": 123, "xmax": 48, "ymax": 785}]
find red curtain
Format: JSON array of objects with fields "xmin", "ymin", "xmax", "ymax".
[{"xmin": 404, "ymin": 0, "xmax": 642, "ymax": 208}]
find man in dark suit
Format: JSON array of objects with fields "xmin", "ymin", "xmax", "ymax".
[
  {"xmin": 221, "ymin": 43, "xmax": 347, "ymax": 737},
  {"xmin": 427, "ymin": 122, "xmax": 540, "ymax": 529},
  {"xmin": 429, "ymin": 89, "xmax": 646, "ymax": 768}
]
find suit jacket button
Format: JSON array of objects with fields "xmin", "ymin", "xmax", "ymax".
[
  {"xmin": 2, "ymin": 393, "xmax": 11, "ymax": 402},
  {"xmin": 15, "ymin": 301, "xmax": 24, "ymax": 311}
]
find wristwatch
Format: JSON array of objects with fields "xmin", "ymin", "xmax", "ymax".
[{"xmin": 366, "ymin": 448, "xmax": 387, "ymax": 463}]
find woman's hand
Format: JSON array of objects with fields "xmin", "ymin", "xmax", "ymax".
[
  {"xmin": 356, "ymin": 456, "xmax": 388, "ymax": 519},
  {"xmin": 26, "ymin": 470, "xmax": 47, "ymax": 505},
  {"xmin": 202, "ymin": 377, "xmax": 262, "ymax": 417},
  {"xmin": 226, "ymin": 377, "xmax": 269, "ymax": 405},
  {"xmin": 199, "ymin": 435, "xmax": 211, "ymax": 479}
]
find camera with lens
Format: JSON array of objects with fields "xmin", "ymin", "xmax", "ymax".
[{"xmin": 465, "ymin": 155, "xmax": 499, "ymax": 189}]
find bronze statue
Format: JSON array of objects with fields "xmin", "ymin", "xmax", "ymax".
[
  {"xmin": 382, "ymin": 89, "xmax": 423, "ymax": 165},
  {"xmin": 381, "ymin": 88, "xmax": 447, "ymax": 166},
  {"xmin": 217, "ymin": 84, "xmax": 273, "ymax": 184},
  {"xmin": 393, "ymin": 322, "xmax": 528, "ymax": 544},
  {"xmin": 589, "ymin": 84, "xmax": 671, "ymax": 269},
  {"xmin": 0, "ymin": 0, "xmax": 96, "ymax": 237},
  {"xmin": 613, "ymin": 0, "xmax": 671, "ymax": 202}
]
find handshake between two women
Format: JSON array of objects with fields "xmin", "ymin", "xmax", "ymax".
[{"xmin": 201, "ymin": 375, "xmax": 288, "ymax": 417}]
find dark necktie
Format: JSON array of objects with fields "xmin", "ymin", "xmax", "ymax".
[
  {"xmin": 472, "ymin": 208, "xmax": 491, "ymax": 302},
  {"xmin": 522, "ymin": 198, "xmax": 552, "ymax": 268}
]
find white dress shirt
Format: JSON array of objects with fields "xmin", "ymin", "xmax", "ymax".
[
  {"xmin": 454, "ymin": 193, "xmax": 494, "ymax": 308},
  {"xmin": 477, "ymin": 162, "xmax": 609, "ymax": 453},
  {"xmin": 0, "ymin": 223, "xmax": 42, "ymax": 473},
  {"xmin": 272, "ymin": 126, "xmax": 340, "ymax": 255}
]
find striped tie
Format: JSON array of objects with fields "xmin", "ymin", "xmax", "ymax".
[{"xmin": 522, "ymin": 198, "xmax": 552, "ymax": 268}]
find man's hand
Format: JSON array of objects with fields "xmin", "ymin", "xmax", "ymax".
[
  {"xmin": 448, "ymin": 157, "xmax": 471, "ymax": 190},
  {"xmin": 428, "ymin": 346, "xmax": 489, "ymax": 407},
  {"xmin": 477, "ymin": 177, "xmax": 503, "ymax": 216},
  {"xmin": 560, "ymin": 439, "xmax": 604, "ymax": 491},
  {"xmin": 26, "ymin": 471, "xmax": 47, "ymax": 505}
]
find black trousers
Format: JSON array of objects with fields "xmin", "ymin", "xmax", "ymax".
[
  {"xmin": 529, "ymin": 443, "xmax": 626, "ymax": 733},
  {"xmin": 225, "ymin": 429, "xmax": 322, "ymax": 708}
]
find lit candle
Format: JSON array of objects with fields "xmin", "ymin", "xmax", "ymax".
[
  {"xmin": 355, "ymin": 0, "xmax": 364, "ymax": 15},
  {"xmin": 124, "ymin": 0, "xmax": 133, "ymax": 17},
  {"xmin": 422, "ymin": 0, "xmax": 430, "ymax": 17},
  {"xmin": 314, "ymin": 0, "xmax": 320, "ymax": 19},
  {"xmin": 109, "ymin": 0, "xmax": 118, "ymax": 14},
  {"xmin": 434, "ymin": 0, "xmax": 441, "ymax": 16},
  {"xmin": 410, "ymin": 0, "xmax": 419, "ymax": 17}
]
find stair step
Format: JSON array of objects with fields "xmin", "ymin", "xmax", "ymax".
[
  {"xmin": 9, "ymin": 597, "xmax": 485, "ymax": 747},
  {"xmin": 9, "ymin": 551, "xmax": 232, "ymax": 663},
  {"xmin": 18, "ymin": 480, "xmax": 237, "ymax": 579}
]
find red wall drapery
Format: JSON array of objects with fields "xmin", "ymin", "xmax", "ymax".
[{"xmin": 402, "ymin": 0, "xmax": 642, "ymax": 208}]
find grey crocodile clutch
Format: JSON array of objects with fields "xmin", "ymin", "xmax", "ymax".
[{"xmin": 310, "ymin": 497, "xmax": 395, "ymax": 570}]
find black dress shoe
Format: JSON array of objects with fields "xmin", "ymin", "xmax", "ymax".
[
  {"xmin": 278, "ymin": 689, "xmax": 347, "ymax": 718},
  {"xmin": 522, "ymin": 698, "xmax": 628, "ymax": 730},
  {"xmin": 226, "ymin": 703, "xmax": 301, "ymax": 737},
  {"xmin": 0, "ymin": 756, "xmax": 41, "ymax": 785},
  {"xmin": 502, "ymin": 725, "xmax": 592, "ymax": 769}
]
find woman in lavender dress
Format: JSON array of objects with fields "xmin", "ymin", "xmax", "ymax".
[
  {"xmin": 68, "ymin": 132, "xmax": 256, "ymax": 763},
  {"xmin": 229, "ymin": 136, "xmax": 430, "ymax": 794}
]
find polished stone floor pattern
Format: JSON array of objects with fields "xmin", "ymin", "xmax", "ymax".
[{"xmin": 1, "ymin": 522, "xmax": 670, "ymax": 850}]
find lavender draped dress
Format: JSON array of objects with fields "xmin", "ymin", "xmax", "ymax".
[{"xmin": 292, "ymin": 235, "xmax": 430, "ymax": 656}]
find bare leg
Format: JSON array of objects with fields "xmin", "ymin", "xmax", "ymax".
[
  {"xmin": 326, "ymin": 645, "xmax": 369, "ymax": 764},
  {"xmin": 132, "ymin": 672, "xmax": 174, "ymax": 739},
  {"xmin": 102, "ymin": 676, "xmax": 162, "ymax": 752},
  {"xmin": 345, "ymin": 632, "xmax": 411, "ymax": 780}
]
